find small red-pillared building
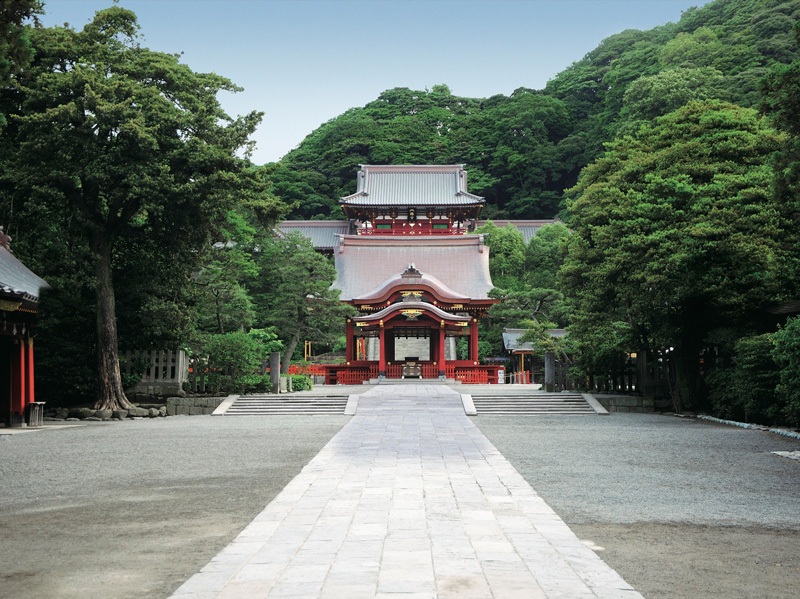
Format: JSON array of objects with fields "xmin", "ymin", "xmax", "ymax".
[
  {"xmin": 324, "ymin": 165, "xmax": 503, "ymax": 384},
  {"xmin": 0, "ymin": 228, "xmax": 48, "ymax": 427}
]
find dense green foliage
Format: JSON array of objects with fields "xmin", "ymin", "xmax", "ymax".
[
  {"xmin": 0, "ymin": 0, "xmax": 42, "ymax": 125},
  {"xmin": 773, "ymin": 316, "xmax": 800, "ymax": 426},
  {"xmin": 0, "ymin": 7, "xmax": 285, "ymax": 407},
  {"xmin": 273, "ymin": 0, "xmax": 800, "ymax": 221},
  {"xmin": 203, "ymin": 328, "xmax": 282, "ymax": 393},
  {"xmin": 2, "ymin": 0, "xmax": 799, "ymax": 424},
  {"xmin": 562, "ymin": 101, "xmax": 790, "ymax": 411},
  {"xmin": 249, "ymin": 231, "xmax": 356, "ymax": 373},
  {"xmin": 708, "ymin": 333, "xmax": 781, "ymax": 423}
]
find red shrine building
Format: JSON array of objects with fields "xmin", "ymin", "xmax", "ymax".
[
  {"xmin": 322, "ymin": 165, "xmax": 504, "ymax": 384},
  {"xmin": 0, "ymin": 228, "xmax": 48, "ymax": 427}
]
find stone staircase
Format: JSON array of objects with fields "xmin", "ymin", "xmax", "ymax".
[
  {"xmin": 224, "ymin": 394, "xmax": 349, "ymax": 416},
  {"xmin": 469, "ymin": 391, "xmax": 599, "ymax": 415}
]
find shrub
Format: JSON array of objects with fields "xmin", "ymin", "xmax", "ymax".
[
  {"xmin": 773, "ymin": 316, "xmax": 800, "ymax": 427},
  {"xmin": 708, "ymin": 333, "xmax": 780, "ymax": 424},
  {"xmin": 290, "ymin": 374, "xmax": 313, "ymax": 391}
]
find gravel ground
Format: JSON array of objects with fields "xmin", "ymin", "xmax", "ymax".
[
  {"xmin": 0, "ymin": 416, "xmax": 349, "ymax": 599},
  {"xmin": 1, "ymin": 409, "xmax": 798, "ymax": 599},
  {"xmin": 474, "ymin": 412, "xmax": 800, "ymax": 599}
]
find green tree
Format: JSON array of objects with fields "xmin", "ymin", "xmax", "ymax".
[
  {"xmin": 524, "ymin": 221, "xmax": 571, "ymax": 290},
  {"xmin": 761, "ymin": 20, "xmax": 800, "ymax": 289},
  {"xmin": 250, "ymin": 231, "xmax": 355, "ymax": 373},
  {"xmin": 473, "ymin": 221, "xmax": 526, "ymax": 289},
  {"xmin": 4, "ymin": 8, "xmax": 278, "ymax": 410},
  {"xmin": 0, "ymin": 0, "xmax": 42, "ymax": 126},
  {"xmin": 562, "ymin": 101, "xmax": 790, "ymax": 412}
]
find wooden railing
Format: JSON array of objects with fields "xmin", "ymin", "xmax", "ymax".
[
  {"xmin": 453, "ymin": 369, "xmax": 488, "ymax": 384},
  {"xmin": 421, "ymin": 364, "xmax": 439, "ymax": 378},
  {"xmin": 323, "ymin": 362, "xmax": 503, "ymax": 385}
]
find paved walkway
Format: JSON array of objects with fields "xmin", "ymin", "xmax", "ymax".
[{"xmin": 170, "ymin": 384, "xmax": 643, "ymax": 599}]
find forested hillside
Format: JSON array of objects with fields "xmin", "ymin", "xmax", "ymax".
[{"xmin": 271, "ymin": 0, "xmax": 800, "ymax": 220}]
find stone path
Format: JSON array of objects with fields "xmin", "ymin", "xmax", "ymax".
[{"xmin": 170, "ymin": 384, "xmax": 643, "ymax": 599}]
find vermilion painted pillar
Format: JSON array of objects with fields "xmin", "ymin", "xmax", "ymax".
[
  {"xmin": 470, "ymin": 319, "xmax": 479, "ymax": 363},
  {"xmin": 379, "ymin": 324, "xmax": 386, "ymax": 377},
  {"xmin": 26, "ymin": 339, "xmax": 35, "ymax": 405},
  {"xmin": 11, "ymin": 338, "xmax": 26, "ymax": 423},
  {"xmin": 345, "ymin": 320, "xmax": 354, "ymax": 363},
  {"xmin": 438, "ymin": 322, "xmax": 446, "ymax": 378}
]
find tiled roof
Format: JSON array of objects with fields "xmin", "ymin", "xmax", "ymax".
[
  {"xmin": 341, "ymin": 165, "xmax": 484, "ymax": 207},
  {"xmin": 473, "ymin": 220, "xmax": 559, "ymax": 244},
  {"xmin": 332, "ymin": 235, "xmax": 494, "ymax": 301},
  {"xmin": 0, "ymin": 246, "xmax": 49, "ymax": 304},
  {"xmin": 278, "ymin": 221, "xmax": 351, "ymax": 249}
]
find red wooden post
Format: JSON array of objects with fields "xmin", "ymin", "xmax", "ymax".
[
  {"xmin": 345, "ymin": 319, "xmax": 354, "ymax": 363},
  {"xmin": 26, "ymin": 338, "xmax": 35, "ymax": 404},
  {"xmin": 11, "ymin": 338, "xmax": 26, "ymax": 420},
  {"xmin": 438, "ymin": 322, "xmax": 446, "ymax": 378},
  {"xmin": 379, "ymin": 322, "xmax": 386, "ymax": 377},
  {"xmin": 470, "ymin": 319, "xmax": 479, "ymax": 363}
]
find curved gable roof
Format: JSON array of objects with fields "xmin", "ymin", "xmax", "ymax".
[
  {"xmin": 356, "ymin": 269, "xmax": 470, "ymax": 303},
  {"xmin": 332, "ymin": 235, "xmax": 493, "ymax": 301}
]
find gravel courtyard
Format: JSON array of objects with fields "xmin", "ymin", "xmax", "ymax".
[
  {"xmin": 1, "ymin": 408, "xmax": 798, "ymax": 599},
  {"xmin": 474, "ymin": 413, "xmax": 800, "ymax": 599}
]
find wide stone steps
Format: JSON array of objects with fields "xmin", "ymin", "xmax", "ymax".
[
  {"xmin": 224, "ymin": 395, "xmax": 349, "ymax": 416},
  {"xmin": 471, "ymin": 392, "xmax": 596, "ymax": 415}
]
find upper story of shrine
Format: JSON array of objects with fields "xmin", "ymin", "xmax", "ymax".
[{"xmin": 340, "ymin": 164, "xmax": 484, "ymax": 235}]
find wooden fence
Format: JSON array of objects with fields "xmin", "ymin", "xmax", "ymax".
[{"xmin": 121, "ymin": 350, "xmax": 188, "ymax": 383}]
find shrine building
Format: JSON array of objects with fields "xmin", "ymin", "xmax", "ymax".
[
  {"xmin": 0, "ymin": 228, "xmax": 48, "ymax": 427},
  {"xmin": 321, "ymin": 164, "xmax": 504, "ymax": 384}
]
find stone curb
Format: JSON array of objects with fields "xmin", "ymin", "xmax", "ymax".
[
  {"xmin": 344, "ymin": 394, "xmax": 359, "ymax": 415},
  {"xmin": 582, "ymin": 392, "xmax": 610, "ymax": 415},
  {"xmin": 211, "ymin": 395, "xmax": 239, "ymax": 416},
  {"xmin": 460, "ymin": 393, "xmax": 476, "ymax": 415},
  {"xmin": 697, "ymin": 414, "xmax": 800, "ymax": 440}
]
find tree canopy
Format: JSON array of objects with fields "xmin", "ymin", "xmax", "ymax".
[
  {"xmin": 1, "ymin": 7, "xmax": 284, "ymax": 409},
  {"xmin": 271, "ymin": 0, "xmax": 800, "ymax": 222},
  {"xmin": 561, "ymin": 101, "xmax": 792, "ymax": 411}
]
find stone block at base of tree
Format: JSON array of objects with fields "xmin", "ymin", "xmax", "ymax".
[{"xmin": 70, "ymin": 407, "xmax": 96, "ymax": 419}]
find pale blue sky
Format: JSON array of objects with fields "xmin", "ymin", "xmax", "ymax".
[{"xmin": 41, "ymin": 0, "xmax": 712, "ymax": 164}]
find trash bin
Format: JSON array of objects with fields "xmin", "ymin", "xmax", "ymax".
[{"xmin": 25, "ymin": 402, "xmax": 45, "ymax": 427}]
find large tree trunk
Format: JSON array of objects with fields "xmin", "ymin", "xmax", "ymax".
[
  {"xmin": 92, "ymin": 236, "xmax": 134, "ymax": 411},
  {"xmin": 281, "ymin": 329, "xmax": 300, "ymax": 375}
]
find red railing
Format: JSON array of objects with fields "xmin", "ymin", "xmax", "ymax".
[
  {"xmin": 421, "ymin": 364, "xmax": 439, "ymax": 378},
  {"xmin": 453, "ymin": 369, "xmax": 488, "ymax": 384},
  {"xmin": 323, "ymin": 363, "xmax": 503, "ymax": 385},
  {"xmin": 337, "ymin": 369, "xmax": 371, "ymax": 385},
  {"xmin": 358, "ymin": 226, "xmax": 467, "ymax": 236},
  {"xmin": 287, "ymin": 364, "xmax": 330, "ymax": 377}
]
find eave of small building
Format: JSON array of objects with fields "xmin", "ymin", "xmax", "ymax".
[{"xmin": 0, "ymin": 246, "xmax": 49, "ymax": 311}]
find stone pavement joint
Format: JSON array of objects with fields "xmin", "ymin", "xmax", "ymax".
[{"xmin": 170, "ymin": 384, "xmax": 644, "ymax": 598}]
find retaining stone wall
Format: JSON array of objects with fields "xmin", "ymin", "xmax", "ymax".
[
  {"xmin": 593, "ymin": 394, "xmax": 654, "ymax": 413},
  {"xmin": 165, "ymin": 396, "xmax": 226, "ymax": 416}
]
